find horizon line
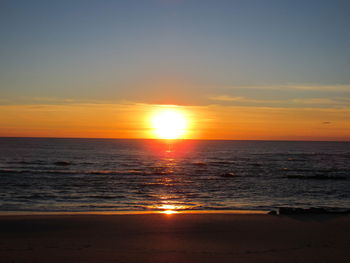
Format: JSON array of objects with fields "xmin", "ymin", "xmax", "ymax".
[{"xmin": 0, "ymin": 136, "xmax": 349, "ymax": 143}]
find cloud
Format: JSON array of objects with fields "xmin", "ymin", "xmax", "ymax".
[
  {"xmin": 284, "ymin": 85, "xmax": 350, "ymax": 91},
  {"xmin": 209, "ymin": 95, "xmax": 245, "ymax": 102},
  {"xmin": 209, "ymin": 95, "xmax": 282, "ymax": 104},
  {"xmin": 209, "ymin": 94, "xmax": 350, "ymax": 108},
  {"xmin": 223, "ymin": 84, "xmax": 350, "ymax": 92},
  {"xmin": 292, "ymin": 98, "xmax": 339, "ymax": 104}
]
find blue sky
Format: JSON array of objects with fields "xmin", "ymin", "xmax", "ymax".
[{"xmin": 1, "ymin": 0, "xmax": 350, "ymax": 107}]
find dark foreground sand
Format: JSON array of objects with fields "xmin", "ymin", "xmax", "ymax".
[{"xmin": 0, "ymin": 213, "xmax": 349, "ymax": 263}]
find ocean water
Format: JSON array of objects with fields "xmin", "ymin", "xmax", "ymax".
[{"xmin": 0, "ymin": 138, "xmax": 349, "ymax": 212}]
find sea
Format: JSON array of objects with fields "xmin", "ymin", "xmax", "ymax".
[{"xmin": 0, "ymin": 138, "xmax": 349, "ymax": 213}]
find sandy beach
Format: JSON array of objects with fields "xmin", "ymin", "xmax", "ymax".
[{"xmin": 0, "ymin": 213, "xmax": 349, "ymax": 263}]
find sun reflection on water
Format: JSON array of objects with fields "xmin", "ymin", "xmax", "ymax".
[
  {"xmin": 149, "ymin": 201, "xmax": 197, "ymax": 215},
  {"xmin": 142, "ymin": 139, "xmax": 201, "ymax": 215},
  {"xmin": 162, "ymin": 210, "xmax": 178, "ymax": 215},
  {"xmin": 158, "ymin": 205, "xmax": 179, "ymax": 215}
]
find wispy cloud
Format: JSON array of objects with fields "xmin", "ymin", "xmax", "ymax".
[
  {"xmin": 292, "ymin": 98, "xmax": 340, "ymax": 105},
  {"xmin": 209, "ymin": 95, "xmax": 350, "ymax": 108},
  {"xmin": 209, "ymin": 95, "xmax": 245, "ymax": 102},
  {"xmin": 223, "ymin": 84, "xmax": 350, "ymax": 92},
  {"xmin": 284, "ymin": 84, "xmax": 350, "ymax": 91},
  {"xmin": 209, "ymin": 95, "xmax": 282, "ymax": 104}
]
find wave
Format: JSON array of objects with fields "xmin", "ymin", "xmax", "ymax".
[
  {"xmin": 53, "ymin": 161, "xmax": 72, "ymax": 166},
  {"xmin": 0, "ymin": 168, "xmax": 175, "ymax": 177},
  {"xmin": 282, "ymin": 168, "xmax": 350, "ymax": 173},
  {"xmin": 5, "ymin": 160, "xmax": 74, "ymax": 166},
  {"xmin": 2, "ymin": 160, "xmax": 97, "ymax": 166},
  {"xmin": 286, "ymin": 175, "xmax": 347, "ymax": 180},
  {"xmin": 219, "ymin": 172, "xmax": 237, "ymax": 178},
  {"xmin": 190, "ymin": 161, "xmax": 208, "ymax": 166},
  {"xmin": 85, "ymin": 195, "xmax": 126, "ymax": 199},
  {"xmin": 252, "ymin": 152, "xmax": 350, "ymax": 157}
]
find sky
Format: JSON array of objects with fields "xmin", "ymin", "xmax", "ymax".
[{"xmin": 1, "ymin": 0, "xmax": 350, "ymax": 140}]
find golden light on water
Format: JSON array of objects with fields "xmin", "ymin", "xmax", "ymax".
[
  {"xmin": 151, "ymin": 108, "xmax": 188, "ymax": 139},
  {"xmin": 149, "ymin": 200, "xmax": 196, "ymax": 215},
  {"xmin": 158, "ymin": 205, "xmax": 180, "ymax": 215},
  {"xmin": 162, "ymin": 210, "xmax": 178, "ymax": 215}
]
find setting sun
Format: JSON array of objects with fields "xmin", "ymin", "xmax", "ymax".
[{"xmin": 151, "ymin": 109, "xmax": 188, "ymax": 139}]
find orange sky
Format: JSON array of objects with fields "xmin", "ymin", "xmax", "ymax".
[{"xmin": 1, "ymin": 102, "xmax": 349, "ymax": 141}]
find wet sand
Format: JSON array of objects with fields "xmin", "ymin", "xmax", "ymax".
[{"xmin": 0, "ymin": 213, "xmax": 349, "ymax": 263}]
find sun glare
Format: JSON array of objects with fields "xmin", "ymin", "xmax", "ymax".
[{"xmin": 151, "ymin": 109, "xmax": 188, "ymax": 139}]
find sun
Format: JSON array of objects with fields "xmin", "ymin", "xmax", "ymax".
[{"xmin": 151, "ymin": 109, "xmax": 188, "ymax": 139}]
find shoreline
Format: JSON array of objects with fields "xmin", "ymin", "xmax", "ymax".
[{"xmin": 0, "ymin": 209, "xmax": 268, "ymax": 216}]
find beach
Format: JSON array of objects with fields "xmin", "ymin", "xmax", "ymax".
[{"xmin": 1, "ymin": 213, "xmax": 349, "ymax": 263}]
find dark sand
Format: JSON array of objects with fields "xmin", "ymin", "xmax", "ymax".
[{"xmin": 0, "ymin": 213, "xmax": 349, "ymax": 263}]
